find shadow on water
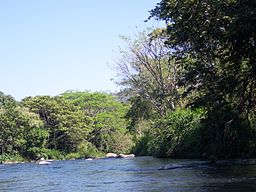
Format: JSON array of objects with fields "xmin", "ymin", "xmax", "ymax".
[{"xmin": 0, "ymin": 157, "xmax": 256, "ymax": 192}]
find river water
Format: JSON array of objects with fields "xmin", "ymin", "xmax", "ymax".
[{"xmin": 0, "ymin": 157, "xmax": 256, "ymax": 192}]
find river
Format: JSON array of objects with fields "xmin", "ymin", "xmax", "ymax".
[{"xmin": 0, "ymin": 157, "xmax": 256, "ymax": 192}]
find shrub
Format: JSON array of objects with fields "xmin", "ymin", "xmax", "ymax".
[
  {"xmin": 0, "ymin": 153, "xmax": 26, "ymax": 163},
  {"xmin": 65, "ymin": 153, "xmax": 81, "ymax": 160},
  {"xmin": 27, "ymin": 147, "xmax": 64, "ymax": 160},
  {"xmin": 148, "ymin": 108, "xmax": 205, "ymax": 158},
  {"xmin": 76, "ymin": 141, "xmax": 104, "ymax": 158},
  {"xmin": 132, "ymin": 133, "xmax": 152, "ymax": 156}
]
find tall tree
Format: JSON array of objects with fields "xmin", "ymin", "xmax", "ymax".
[
  {"xmin": 150, "ymin": 0, "xmax": 256, "ymax": 159},
  {"xmin": 150, "ymin": 0, "xmax": 256, "ymax": 114},
  {"xmin": 115, "ymin": 29, "xmax": 183, "ymax": 116}
]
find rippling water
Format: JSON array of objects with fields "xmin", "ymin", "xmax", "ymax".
[{"xmin": 0, "ymin": 157, "xmax": 256, "ymax": 192}]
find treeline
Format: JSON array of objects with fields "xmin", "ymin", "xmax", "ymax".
[{"xmin": 0, "ymin": 91, "xmax": 133, "ymax": 162}]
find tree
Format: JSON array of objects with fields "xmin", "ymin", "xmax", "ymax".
[
  {"xmin": 150, "ymin": 0, "xmax": 256, "ymax": 115},
  {"xmin": 60, "ymin": 91, "xmax": 124, "ymax": 117},
  {"xmin": 125, "ymin": 95, "xmax": 153, "ymax": 136},
  {"xmin": 149, "ymin": 0, "xmax": 256, "ymax": 159},
  {"xmin": 0, "ymin": 106, "xmax": 46, "ymax": 158},
  {"xmin": 0, "ymin": 91, "xmax": 16, "ymax": 108},
  {"xmin": 21, "ymin": 96, "xmax": 91, "ymax": 153},
  {"xmin": 115, "ymin": 29, "xmax": 183, "ymax": 116},
  {"xmin": 150, "ymin": 0, "xmax": 256, "ymax": 64},
  {"xmin": 60, "ymin": 91, "xmax": 133, "ymax": 153}
]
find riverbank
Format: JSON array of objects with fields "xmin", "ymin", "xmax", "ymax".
[{"xmin": 0, "ymin": 153, "xmax": 136, "ymax": 165}]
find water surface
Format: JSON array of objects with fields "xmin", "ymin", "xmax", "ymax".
[{"xmin": 0, "ymin": 157, "xmax": 256, "ymax": 191}]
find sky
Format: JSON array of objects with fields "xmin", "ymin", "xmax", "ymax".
[{"xmin": 0, "ymin": 0, "xmax": 162, "ymax": 101}]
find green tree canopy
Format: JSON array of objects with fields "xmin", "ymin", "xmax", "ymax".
[
  {"xmin": 0, "ymin": 91, "xmax": 17, "ymax": 108},
  {"xmin": 0, "ymin": 106, "xmax": 47, "ymax": 158},
  {"xmin": 61, "ymin": 91, "xmax": 125, "ymax": 116},
  {"xmin": 60, "ymin": 91, "xmax": 133, "ymax": 153},
  {"xmin": 21, "ymin": 96, "xmax": 91, "ymax": 153}
]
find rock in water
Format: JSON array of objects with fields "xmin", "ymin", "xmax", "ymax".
[
  {"xmin": 37, "ymin": 157, "xmax": 52, "ymax": 165},
  {"xmin": 38, "ymin": 160, "xmax": 51, "ymax": 165},
  {"xmin": 106, "ymin": 153, "xmax": 118, "ymax": 158},
  {"xmin": 118, "ymin": 154, "xmax": 135, "ymax": 158}
]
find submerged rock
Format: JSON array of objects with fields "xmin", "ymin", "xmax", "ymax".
[{"xmin": 158, "ymin": 161, "xmax": 212, "ymax": 170}]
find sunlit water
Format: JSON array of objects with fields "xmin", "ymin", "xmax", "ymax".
[{"xmin": 0, "ymin": 157, "xmax": 256, "ymax": 192}]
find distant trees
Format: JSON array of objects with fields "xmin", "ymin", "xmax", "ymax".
[
  {"xmin": 61, "ymin": 91, "xmax": 133, "ymax": 154},
  {"xmin": 0, "ymin": 91, "xmax": 16, "ymax": 108},
  {"xmin": 0, "ymin": 92, "xmax": 47, "ymax": 161},
  {"xmin": 22, "ymin": 96, "xmax": 91, "ymax": 153},
  {"xmin": 0, "ymin": 91, "xmax": 134, "ymax": 162}
]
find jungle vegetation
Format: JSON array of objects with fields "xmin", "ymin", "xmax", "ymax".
[{"xmin": 1, "ymin": 0, "xmax": 255, "ymax": 162}]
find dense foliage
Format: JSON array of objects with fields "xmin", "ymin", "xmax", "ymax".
[
  {"xmin": 1, "ymin": 1, "xmax": 255, "ymax": 162},
  {"xmin": 114, "ymin": 0, "xmax": 256, "ymax": 160},
  {"xmin": 146, "ymin": 0, "xmax": 256, "ymax": 159},
  {"xmin": 148, "ymin": 109, "xmax": 205, "ymax": 158},
  {"xmin": 0, "ymin": 91, "xmax": 133, "ymax": 162},
  {"xmin": 0, "ymin": 105, "xmax": 46, "ymax": 160},
  {"xmin": 60, "ymin": 91, "xmax": 133, "ymax": 154}
]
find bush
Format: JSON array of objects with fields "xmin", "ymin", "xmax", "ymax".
[
  {"xmin": 108, "ymin": 132, "xmax": 134, "ymax": 154},
  {"xmin": 0, "ymin": 153, "xmax": 26, "ymax": 163},
  {"xmin": 27, "ymin": 147, "xmax": 64, "ymax": 160},
  {"xmin": 65, "ymin": 152, "xmax": 81, "ymax": 160},
  {"xmin": 132, "ymin": 133, "xmax": 152, "ymax": 156},
  {"xmin": 148, "ymin": 108, "xmax": 205, "ymax": 158},
  {"xmin": 76, "ymin": 141, "xmax": 104, "ymax": 158}
]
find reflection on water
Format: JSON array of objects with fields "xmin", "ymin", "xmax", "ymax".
[{"xmin": 0, "ymin": 157, "xmax": 255, "ymax": 192}]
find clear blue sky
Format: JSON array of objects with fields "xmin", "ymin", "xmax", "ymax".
[{"xmin": 0, "ymin": 0, "xmax": 161, "ymax": 100}]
